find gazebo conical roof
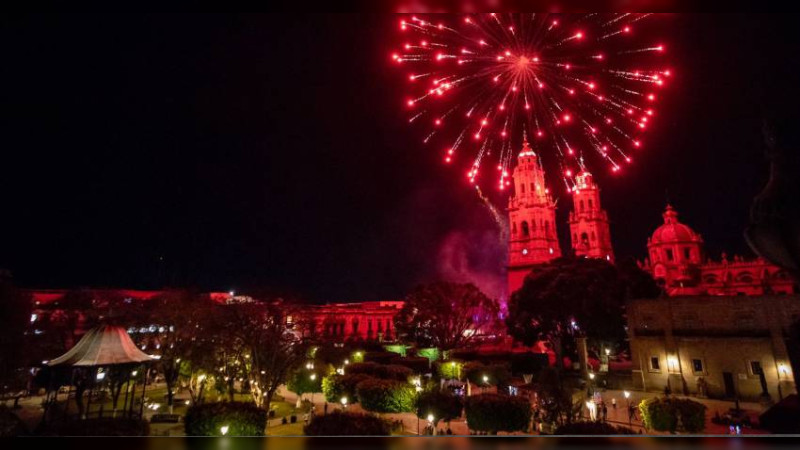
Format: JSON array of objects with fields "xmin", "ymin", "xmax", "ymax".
[{"xmin": 47, "ymin": 325, "xmax": 156, "ymax": 367}]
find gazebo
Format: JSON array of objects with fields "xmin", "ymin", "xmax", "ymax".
[{"xmin": 42, "ymin": 325, "xmax": 157, "ymax": 422}]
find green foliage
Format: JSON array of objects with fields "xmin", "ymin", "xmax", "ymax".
[
  {"xmin": 396, "ymin": 282, "xmax": 499, "ymax": 351},
  {"xmin": 286, "ymin": 368, "xmax": 322, "ymax": 396},
  {"xmin": 436, "ymin": 360, "xmax": 463, "ymax": 379},
  {"xmin": 417, "ymin": 348, "xmax": 441, "ymax": 362},
  {"xmin": 383, "ymin": 345, "xmax": 409, "ymax": 357},
  {"xmin": 322, "ymin": 373, "xmax": 372, "ymax": 403},
  {"xmin": 465, "ymin": 394, "xmax": 532, "ymax": 434},
  {"xmin": 554, "ymin": 421, "xmax": 636, "ymax": 435},
  {"xmin": 415, "ymin": 390, "xmax": 464, "ymax": 425},
  {"xmin": 184, "ymin": 401, "xmax": 267, "ymax": 436},
  {"xmin": 673, "ymin": 398, "xmax": 707, "ymax": 433},
  {"xmin": 304, "ymin": 411, "xmax": 390, "ymax": 436},
  {"xmin": 390, "ymin": 357, "xmax": 430, "ymax": 374},
  {"xmin": 345, "ymin": 362, "xmax": 412, "ymax": 381},
  {"xmin": 356, "ymin": 378, "xmax": 416, "ymax": 413},
  {"xmin": 506, "ymin": 257, "xmax": 659, "ymax": 352},
  {"xmin": 462, "ymin": 361, "xmax": 512, "ymax": 387},
  {"xmin": 639, "ymin": 397, "xmax": 706, "ymax": 434}
]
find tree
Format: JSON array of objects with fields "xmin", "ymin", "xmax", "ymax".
[
  {"xmin": 533, "ymin": 367, "xmax": 579, "ymax": 427},
  {"xmin": 506, "ymin": 257, "xmax": 659, "ymax": 369},
  {"xmin": 356, "ymin": 378, "xmax": 415, "ymax": 413},
  {"xmin": 128, "ymin": 291, "xmax": 219, "ymax": 410},
  {"xmin": 221, "ymin": 300, "xmax": 307, "ymax": 418},
  {"xmin": 395, "ymin": 282, "xmax": 499, "ymax": 352},
  {"xmin": 415, "ymin": 390, "xmax": 463, "ymax": 427},
  {"xmin": 0, "ymin": 274, "xmax": 31, "ymax": 405},
  {"xmin": 465, "ymin": 394, "xmax": 532, "ymax": 435}
]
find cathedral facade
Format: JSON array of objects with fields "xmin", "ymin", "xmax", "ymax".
[
  {"xmin": 506, "ymin": 138, "xmax": 796, "ymax": 297},
  {"xmin": 507, "ymin": 138, "xmax": 613, "ymax": 294}
]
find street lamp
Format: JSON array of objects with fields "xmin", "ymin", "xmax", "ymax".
[
  {"xmin": 220, "ymin": 425, "xmax": 229, "ymax": 436},
  {"xmin": 427, "ymin": 413, "xmax": 435, "ymax": 435},
  {"xmin": 310, "ymin": 374, "xmax": 317, "ymax": 404},
  {"xmin": 624, "ymin": 391, "xmax": 632, "ymax": 426},
  {"xmin": 340, "ymin": 397, "xmax": 348, "ymax": 409}
]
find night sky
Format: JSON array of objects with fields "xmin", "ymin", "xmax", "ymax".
[{"xmin": 2, "ymin": 14, "xmax": 799, "ymax": 302}]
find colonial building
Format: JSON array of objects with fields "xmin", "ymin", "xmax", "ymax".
[
  {"xmin": 641, "ymin": 205, "xmax": 797, "ymax": 296},
  {"xmin": 507, "ymin": 137, "xmax": 562, "ymax": 294},
  {"xmin": 628, "ymin": 295, "xmax": 799, "ymax": 401},
  {"xmin": 25, "ymin": 288, "xmax": 404, "ymax": 349},
  {"xmin": 507, "ymin": 137, "xmax": 614, "ymax": 294},
  {"xmin": 568, "ymin": 170, "xmax": 614, "ymax": 263}
]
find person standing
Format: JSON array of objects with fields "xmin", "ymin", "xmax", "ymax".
[{"xmin": 601, "ymin": 403, "xmax": 608, "ymax": 422}]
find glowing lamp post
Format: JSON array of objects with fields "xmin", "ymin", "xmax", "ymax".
[
  {"xmin": 220, "ymin": 425, "xmax": 229, "ymax": 436},
  {"xmin": 427, "ymin": 414, "xmax": 436, "ymax": 435},
  {"xmin": 624, "ymin": 391, "xmax": 632, "ymax": 426},
  {"xmin": 340, "ymin": 396, "xmax": 348, "ymax": 409}
]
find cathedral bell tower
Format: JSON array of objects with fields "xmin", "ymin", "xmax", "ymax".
[
  {"xmin": 507, "ymin": 136, "xmax": 561, "ymax": 295},
  {"xmin": 568, "ymin": 170, "xmax": 615, "ymax": 262}
]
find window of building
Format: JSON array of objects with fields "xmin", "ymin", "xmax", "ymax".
[
  {"xmin": 520, "ymin": 183, "xmax": 525, "ymax": 193},
  {"xmin": 588, "ymin": 199, "xmax": 593, "ymax": 209},
  {"xmin": 649, "ymin": 356, "xmax": 661, "ymax": 372},
  {"xmin": 749, "ymin": 361, "xmax": 763, "ymax": 376},
  {"xmin": 684, "ymin": 247, "xmax": 691, "ymax": 260},
  {"xmin": 666, "ymin": 249, "xmax": 674, "ymax": 261},
  {"xmin": 691, "ymin": 358, "xmax": 704, "ymax": 374},
  {"xmin": 512, "ymin": 222, "xmax": 517, "ymax": 235},
  {"xmin": 521, "ymin": 221, "xmax": 530, "ymax": 237},
  {"xmin": 530, "ymin": 182, "xmax": 535, "ymax": 193}
]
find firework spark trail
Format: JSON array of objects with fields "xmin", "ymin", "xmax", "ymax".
[
  {"xmin": 393, "ymin": 13, "xmax": 670, "ymax": 194},
  {"xmin": 475, "ymin": 185, "xmax": 508, "ymax": 244}
]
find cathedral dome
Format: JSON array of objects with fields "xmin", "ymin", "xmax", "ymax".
[{"xmin": 650, "ymin": 205, "xmax": 703, "ymax": 244}]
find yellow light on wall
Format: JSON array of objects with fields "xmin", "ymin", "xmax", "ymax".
[
  {"xmin": 778, "ymin": 363, "xmax": 791, "ymax": 379},
  {"xmin": 667, "ymin": 356, "xmax": 679, "ymax": 372}
]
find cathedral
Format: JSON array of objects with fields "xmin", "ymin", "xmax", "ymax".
[{"xmin": 506, "ymin": 137, "xmax": 797, "ymax": 297}]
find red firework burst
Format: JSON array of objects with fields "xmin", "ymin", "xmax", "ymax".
[{"xmin": 392, "ymin": 13, "xmax": 670, "ymax": 192}]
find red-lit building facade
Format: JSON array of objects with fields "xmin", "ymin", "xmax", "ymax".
[
  {"xmin": 641, "ymin": 205, "xmax": 796, "ymax": 296},
  {"xmin": 505, "ymin": 137, "xmax": 795, "ymax": 297}
]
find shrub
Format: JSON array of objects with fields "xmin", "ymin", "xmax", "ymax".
[
  {"xmin": 356, "ymin": 378, "xmax": 416, "ymax": 413},
  {"xmin": 391, "ymin": 357, "xmax": 430, "ymax": 374},
  {"xmin": 322, "ymin": 373, "xmax": 372, "ymax": 403},
  {"xmin": 639, "ymin": 397, "xmax": 706, "ymax": 434},
  {"xmin": 304, "ymin": 411, "xmax": 390, "ymax": 436},
  {"xmin": 364, "ymin": 351, "xmax": 396, "ymax": 365},
  {"xmin": 52, "ymin": 418, "xmax": 149, "ymax": 436},
  {"xmin": 435, "ymin": 360, "xmax": 463, "ymax": 380},
  {"xmin": 463, "ymin": 362, "xmax": 512, "ymax": 388},
  {"xmin": 465, "ymin": 394, "xmax": 532, "ymax": 434},
  {"xmin": 673, "ymin": 398, "xmax": 707, "ymax": 433},
  {"xmin": 345, "ymin": 362, "xmax": 412, "ymax": 381},
  {"xmin": 286, "ymin": 368, "xmax": 323, "ymax": 396},
  {"xmin": 415, "ymin": 389, "xmax": 463, "ymax": 425},
  {"xmin": 555, "ymin": 421, "xmax": 636, "ymax": 435},
  {"xmin": 184, "ymin": 401, "xmax": 267, "ymax": 436}
]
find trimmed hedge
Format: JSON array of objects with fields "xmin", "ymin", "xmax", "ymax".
[
  {"xmin": 555, "ymin": 421, "xmax": 636, "ymax": 435},
  {"xmin": 184, "ymin": 401, "xmax": 267, "ymax": 436},
  {"xmin": 390, "ymin": 356, "xmax": 430, "ymax": 374},
  {"xmin": 304, "ymin": 411, "xmax": 390, "ymax": 436},
  {"xmin": 639, "ymin": 397, "xmax": 706, "ymax": 434},
  {"xmin": 322, "ymin": 373, "xmax": 372, "ymax": 403},
  {"xmin": 465, "ymin": 394, "xmax": 531, "ymax": 434},
  {"xmin": 356, "ymin": 378, "xmax": 416, "ymax": 413},
  {"xmin": 345, "ymin": 362, "xmax": 413, "ymax": 381},
  {"xmin": 415, "ymin": 389, "xmax": 463, "ymax": 425},
  {"xmin": 364, "ymin": 351, "xmax": 396, "ymax": 365}
]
